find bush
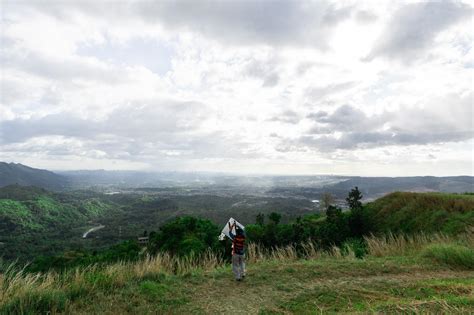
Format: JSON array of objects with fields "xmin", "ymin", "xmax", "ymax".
[
  {"xmin": 342, "ymin": 239, "xmax": 367, "ymax": 258},
  {"xmin": 422, "ymin": 244, "xmax": 474, "ymax": 270}
]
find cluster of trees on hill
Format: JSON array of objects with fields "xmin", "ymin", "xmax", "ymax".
[{"xmin": 21, "ymin": 188, "xmax": 474, "ymax": 272}]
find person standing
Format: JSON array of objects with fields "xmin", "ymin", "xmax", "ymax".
[{"xmin": 228, "ymin": 220, "xmax": 246, "ymax": 281}]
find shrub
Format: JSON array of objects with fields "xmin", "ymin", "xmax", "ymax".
[
  {"xmin": 422, "ymin": 244, "xmax": 474, "ymax": 270},
  {"xmin": 342, "ymin": 239, "xmax": 367, "ymax": 258}
]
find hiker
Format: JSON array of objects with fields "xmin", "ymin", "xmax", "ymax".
[{"xmin": 228, "ymin": 220, "xmax": 246, "ymax": 281}]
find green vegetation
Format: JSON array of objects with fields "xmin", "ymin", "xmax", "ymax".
[
  {"xmin": 0, "ymin": 184, "xmax": 318, "ymax": 262},
  {"xmin": 149, "ymin": 216, "xmax": 220, "ymax": 256},
  {"xmin": 0, "ymin": 186, "xmax": 115, "ymax": 260},
  {"xmin": 422, "ymin": 243, "xmax": 474, "ymax": 270},
  {"xmin": 364, "ymin": 191, "xmax": 474, "ymax": 234},
  {"xmin": 1, "ymin": 185, "xmax": 474, "ymax": 313},
  {"xmin": 1, "ymin": 234, "xmax": 473, "ymax": 314}
]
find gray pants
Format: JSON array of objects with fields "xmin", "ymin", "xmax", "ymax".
[{"xmin": 232, "ymin": 254, "xmax": 246, "ymax": 280}]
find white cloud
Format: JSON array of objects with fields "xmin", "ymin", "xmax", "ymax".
[{"xmin": 1, "ymin": 0, "xmax": 473, "ymax": 176}]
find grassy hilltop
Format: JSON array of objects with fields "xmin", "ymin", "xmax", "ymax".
[
  {"xmin": 365, "ymin": 192, "xmax": 474, "ymax": 234},
  {"xmin": 1, "ymin": 190, "xmax": 473, "ymax": 313},
  {"xmin": 1, "ymin": 234, "xmax": 473, "ymax": 314}
]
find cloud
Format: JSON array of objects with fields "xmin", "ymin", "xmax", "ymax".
[
  {"xmin": 354, "ymin": 10, "xmax": 377, "ymax": 24},
  {"xmin": 268, "ymin": 110, "xmax": 300, "ymax": 124},
  {"xmin": 7, "ymin": 0, "xmax": 355, "ymax": 50},
  {"xmin": 299, "ymin": 130, "xmax": 473, "ymax": 152},
  {"xmin": 366, "ymin": 1, "xmax": 473, "ymax": 62},
  {"xmin": 0, "ymin": 100, "xmax": 208, "ymax": 144},
  {"xmin": 1, "ymin": 0, "xmax": 473, "ymax": 175},
  {"xmin": 0, "ymin": 113, "xmax": 97, "ymax": 144},
  {"xmin": 244, "ymin": 57, "xmax": 280, "ymax": 88},
  {"xmin": 127, "ymin": 1, "xmax": 354, "ymax": 49},
  {"xmin": 2, "ymin": 42, "xmax": 130, "ymax": 84},
  {"xmin": 282, "ymin": 92, "xmax": 473, "ymax": 151},
  {"xmin": 307, "ymin": 105, "xmax": 386, "ymax": 133},
  {"xmin": 305, "ymin": 81, "xmax": 357, "ymax": 100}
]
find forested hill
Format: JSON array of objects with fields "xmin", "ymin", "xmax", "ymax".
[{"xmin": 0, "ymin": 162, "xmax": 68, "ymax": 191}]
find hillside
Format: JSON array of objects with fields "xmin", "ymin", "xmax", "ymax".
[
  {"xmin": 2, "ymin": 185, "xmax": 473, "ymax": 263},
  {"xmin": 365, "ymin": 192, "xmax": 474, "ymax": 234},
  {"xmin": 1, "ymin": 187, "xmax": 474, "ymax": 313},
  {"xmin": 0, "ymin": 185, "xmax": 314, "ymax": 262},
  {"xmin": 1, "ymin": 235, "xmax": 473, "ymax": 314},
  {"xmin": 0, "ymin": 185, "xmax": 115, "ymax": 260},
  {"xmin": 0, "ymin": 162, "xmax": 68, "ymax": 191}
]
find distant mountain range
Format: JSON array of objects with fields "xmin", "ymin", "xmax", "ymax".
[
  {"xmin": 0, "ymin": 162, "xmax": 473, "ymax": 198},
  {"xmin": 0, "ymin": 162, "xmax": 68, "ymax": 191}
]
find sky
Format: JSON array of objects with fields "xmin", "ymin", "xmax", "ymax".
[{"xmin": 0, "ymin": 0, "xmax": 473, "ymax": 176}]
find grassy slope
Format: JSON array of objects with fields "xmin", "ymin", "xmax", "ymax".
[
  {"xmin": 2, "ymin": 241, "xmax": 473, "ymax": 315},
  {"xmin": 45, "ymin": 257, "xmax": 474, "ymax": 314},
  {"xmin": 365, "ymin": 192, "xmax": 474, "ymax": 234}
]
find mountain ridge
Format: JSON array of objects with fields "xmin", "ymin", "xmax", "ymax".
[{"xmin": 0, "ymin": 162, "xmax": 68, "ymax": 191}]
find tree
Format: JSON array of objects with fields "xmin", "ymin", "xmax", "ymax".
[
  {"xmin": 346, "ymin": 186, "xmax": 363, "ymax": 211},
  {"xmin": 346, "ymin": 187, "xmax": 366, "ymax": 237},
  {"xmin": 268, "ymin": 212, "xmax": 282, "ymax": 225},
  {"xmin": 256, "ymin": 213, "xmax": 265, "ymax": 226},
  {"xmin": 319, "ymin": 205, "xmax": 349, "ymax": 247},
  {"xmin": 321, "ymin": 193, "xmax": 335, "ymax": 211},
  {"xmin": 148, "ymin": 216, "xmax": 220, "ymax": 256}
]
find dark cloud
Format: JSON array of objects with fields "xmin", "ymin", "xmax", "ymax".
[{"xmin": 366, "ymin": 1, "xmax": 472, "ymax": 62}]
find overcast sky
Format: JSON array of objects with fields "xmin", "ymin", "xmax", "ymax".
[{"xmin": 1, "ymin": 0, "xmax": 473, "ymax": 176}]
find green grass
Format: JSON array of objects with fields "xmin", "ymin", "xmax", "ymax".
[
  {"xmin": 1, "ymin": 244, "xmax": 473, "ymax": 314},
  {"xmin": 422, "ymin": 243, "xmax": 474, "ymax": 270},
  {"xmin": 1, "ymin": 289, "xmax": 68, "ymax": 315}
]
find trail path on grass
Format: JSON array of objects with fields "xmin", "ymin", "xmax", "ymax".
[{"xmin": 183, "ymin": 257, "xmax": 474, "ymax": 314}]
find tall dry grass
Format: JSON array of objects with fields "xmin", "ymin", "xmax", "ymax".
[
  {"xmin": 2, "ymin": 232, "xmax": 472, "ymax": 313},
  {"xmin": 246, "ymin": 240, "xmax": 326, "ymax": 264},
  {"xmin": 364, "ymin": 231, "xmax": 473, "ymax": 257}
]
